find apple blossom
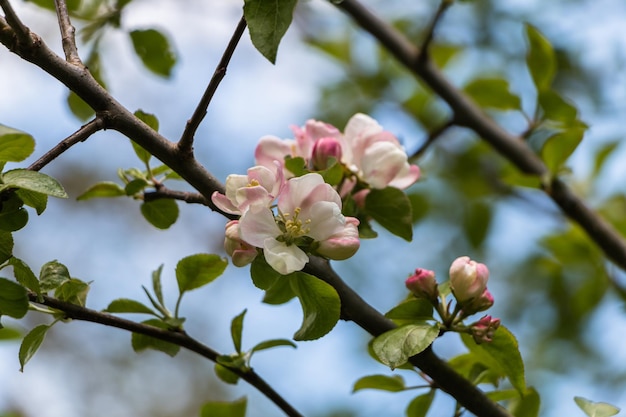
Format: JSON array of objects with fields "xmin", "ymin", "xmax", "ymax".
[
  {"xmin": 470, "ymin": 315, "xmax": 501, "ymax": 344},
  {"xmin": 461, "ymin": 288, "xmax": 494, "ymax": 317},
  {"xmin": 239, "ymin": 173, "xmax": 360, "ymax": 275},
  {"xmin": 311, "ymin": 137, "xmax": 343, "ymax": 170},
  {"xmin": 211, "ymin": 165, "xmax": 283, "ymax": 215},
  {"xmin": 405, "ymin": 268, "xmax": 439, "ymax": 304},
  {"xmin": 449, "ymin": 256, "xmax": 489, "ymax": 304},
  {"xmin": 224, "ymin": 220, "xmax": 258, "ymax": 267}
]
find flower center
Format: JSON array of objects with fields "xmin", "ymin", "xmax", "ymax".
[
  {"xmin": 279, "ymin": 207, "xmax": 311, "ymax": 245},
  {"xmin": 247, "ymin": 179, "xmax": 260, "ymax": 187}
]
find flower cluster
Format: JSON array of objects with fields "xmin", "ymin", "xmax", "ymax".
[
  {"xmin": 405, "ymin": 256, "xmax": 500, "ymax": 344},
  {"xmin": 213, "ymin": 113, "xmax": 420, "ymax": 275}
]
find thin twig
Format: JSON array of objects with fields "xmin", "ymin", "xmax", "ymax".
[
  {"xmin": 28, "ymin": 117, "xmax": 104, "ymax": 172},
  {"xmin": 417, "ymin": 0, "xmax": 452, "ymax": 61},
  {"xmin": 178, "ymin": 16, "xmax": 247, "ymax": 155},
  {"xmin": 411, "ymin": 119, "xmax": 454, "ymax": 160},
  {"xmin": 0, "ymin": 0, "xmax": 30, "ymax": 45},
  {"xmin": 144, "ymin": 188, "xmax": 210, "ymax": 206},
  {"xmin": 53, "ymin": 0, "xmax": 81, "ymax": 64},
  {"xmin": 27, "ymin": 293, "xmax": 305, "ymax": 417}
]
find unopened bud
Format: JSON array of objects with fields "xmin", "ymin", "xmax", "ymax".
[
  {"xmin": 311, "ymin": 137, "xmax": 343, "ymax": 170},
  {"xmin": 470, "ymin": 315, "xmax": 501, "ymax": 344},
  {"xmin": 449, "ymin": 256, "xmax": 489, "ymax": 305},
  {"xmin": 405, "ymin": 268, "xmax": 439, "ymax": 304},
  {"xmin": 224, "ymin": 220, "xmax": 258, "ymax": 267}
]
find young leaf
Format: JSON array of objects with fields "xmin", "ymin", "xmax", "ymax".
[
  {"xmin": 152, "ymin": 264, "xmax": 165, "ymax": 306},
  {"xmin": 0, "ymin": 231, "xmax": 13, "ymax": 264},
  {"xmin": 131, "ymin": 319, "xmax": 180, "ymax": 357},
  {"xmin": 261, "ymin": 274, "xmax": 296, "ymax": 305},
  {"xmin": 19, "ymin": 324, "xmax": 50, "ymax": 371},
  {"xmin": 175, "ymin": 254, "xmax": 227, "ymax": 293},
  {"xmin": 231, "ymin": 309, "xmax": 246, "ymax": 354},
  {"xmin": 129, "ymin": 29, "xmax": 176, "ymax": 77},
  {"xmin": 352, "ymin": 374, "xmax": 406, "ymax": 393},
  {"xmin": 0, "ymin": 326, "xmax": 22, "ymax": 340},
  {"xmin": 124, "ymin": 178, "xmax": 149, "ymax": 196},
  {"xmin": 132, "ymin": 110, "xmax": 158, "ymax": 163},
  {"xmin": 77, "ymin": 182, "xmax": 126, "ymax": 200},
  {"xmin": 200, "ymin": 397, "xmax": 247, "ymax": 417},
  {"xmin": 1, "ymin": 170, "xmax": 67, "ymax": 198},
  {"xmin": 104, "ymin": 298, "xmax": 157, "ymax": 315},
  {"xmin": 140, "ymin": 199, "xmax": 179, "ymax": 229},
  {"xmin": 9, "ymin": 257, "xmax": 40, "ymax": 295},
  {"xmin": 0, "ymin": 125, "xmax": 35, "ymax": 162},
  {"xmin": 541, "ymin": 127, "xmax": 585, "ymax": 173},
  {"xmin": 243, "ymin": 0, "xmax": 297, "ymax": 63},
  {"xmin": 508, "ymin": 387, "xmax": 540, "ymax": 417},
  {"xmin": 67, "ymin": 91, "xmax": 95, "ymax": 121},
  {"xmin": 16, "ymin": 189, "xmax": 48, "ymax": 215},
  {"xmin": 249, "ymin": 338, "xmax": 296, "ymax": 354},
  {"xmin": 289, "ymin": 272, "xmax": 341, "ymax": 341},
  {"xmin": 538, "ymin": 89, "xmax": 578, "ymax": 125},
  {"xmin": 385, "ymin": 298, "xmax": 434, "ymax": 322},
  {"xmin": 0, "ymin": 205, "xmax": 28, "ymax": 232},
  {"xmin": 464, "ymin": 78, "xmax": 522, "ymax": 111},
  {"xmin": 214, "ymin": 363, "xmax": 240, "ymax": 385},
  {"xmin": 0, "ymin": 277, "xmax": 29, "ymax": 319},
  {"xmin": 525, "ymin": 24, "xmax": 556, "ymax": 91},
  {"xmin": 365, "ymin": 187, "xmax": 413, "ymax": 241},
  {"xmin": 574, "ymin": 396, "xmax": 620, "ymax": 417},
  {"xmin": 55, "ymin": 278, "xmax": 90, "ymax": 306},
  {"xmin": 39, "ymin": 260, "xmax": 71, "ymax": 292},
  {"xmin": 250, "ymin": 255, "xmax": 281, "ymax": 290},
  {"xmin": 406, "ymin": 390, "xmax": 436, "ymax": 417},
  {"xmin": 372, "ymin": 323, "xmax": 439, "ymax": 370}
]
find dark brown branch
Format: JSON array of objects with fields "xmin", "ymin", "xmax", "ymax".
[
  {"xmin": 334, "ymin": 0, "xmax": 626, "ymax": 272},
  {"xmin": 28, "ymin": 117, "xmax": 104, "ymax": 172},
  {"xmin": 0, "ymin": 0, "xmax": 30, "ymax": 45},
  {"xmin": 418, "ymin": 0, "xmax": 452, "ymax": 59},
  {"xmin": 27, "ymin": 293, "xmax": 305, "ymax": 417},
  {"xmin": 304, "ymin": 257, "xmax": 511, "ymax": 417},
  {"xmin": 53, "ymin": 0, "xmax": 81, "ymax": 64},
  {"xmin": 144, "ymin": 187, "xmax": 211, "ymax": 206},
  {"xmin": 178, "ymin": 16, "xmax": 247, "ymax": 155},
  {"xmin": 411, "ymin": 119, "xmax": 454, "ymax": 160}
]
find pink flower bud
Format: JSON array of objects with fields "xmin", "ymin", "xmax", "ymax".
[
  {"xmin": 470, "ymin": 315, "xmax": 501, "ymax": 344},
  {"xmin": 405, "ymin": 268, "xmax": 439, "ymax": 304},
  {"xmin": 311, "ymin": 137, "xmax": 343, "ymax": 170},
  {"xmin": 224, "ymin": 220, "xmax": 257, "ymax": 267},
  {"xmin": 449, "ymin": 256, "xmax": 489, "ymax": 305},
  {"xmin": 316, "ymin": 217, "xmax": 360, "ymax": 260}
]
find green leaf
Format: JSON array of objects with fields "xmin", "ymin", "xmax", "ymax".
[
  {"xmin": 250, "ymin": 338, "xmax": 296, "ymax": 354},
  {"xmin": 525, "ymin": 24, "xmax": 556, "ymax": 91},
  {"xmin": 0, "ymin": 125, "xmax": 35, "ymax": 162},
  {"xmin": 289, "ymin": 272, "xmax": 341, "ymax": 341},
  {"xmin": 77, "ymin": 182, "xmax": 126, "ymax": 200},
  {"xmin": 592, "ymin": 141, "xmax": 619, "ymax": 178},
  {"xmin": 129, "ymin": 29, "xmax": 176, "ymax": 77},
  {"xmin": 385, "ymin": 298, "xmax": 434, "ymax": 322},
  {"xmin": 0, "ymin": 325, "xmax": 22, "ymax": 340},
  {"xmin": 462, "ymin": 325, "xmax": 526, "ymax": 394},
  {"xmin": 352, "ymin": 374, "xmax": 406, "ymax": 393},
  {"xmin": 1, "ymin": 170, "xmax": 67, "ymax": 198},
  {"xmin": 104, "ymin": 298, "xmax": 157, "ymax": 315},
  {"xmin": 214, "ymin": 362, "xmax": 240, "ymax": 385},
  {"xmin": 406, "ymin": 390, "xmax": 436, "ymax": 417},
  {"xmin": 372, "ymin": 323, "xmax": 439, "ymax": 370},
  {"xmin": 574, "ymin": 396, "xmax": 620, "ymax": 417},
  {"xmin": 509, "ymin": 387, "xmax": 540, "ymax": 417},
  {"xmin": 39, "ymin": 260, "xmax": 71, "ymax": 292},
  {"xmin": 19, "ymin": 324, "xmax": 50, "ymax": 371},
  {"xmin": 231, "ymin": 309, "xmax": 246, "ymax": 354},
  {"xmin": 16, "ymin": 189, "xmax": 48, "ymax": 215},
  {"xmin": 262, "ymin": 274, "xmax": 296, "ymax": 305},
  {"xmin": 243, "ymin": 0, "xmax": 297, "ymax": 63},
  {"xmin": 152, "ymin": 264, "xmax": 165, "ymax": 306},
  {"xmin": 365, "ymin": 187, "xmax": 413, "ymax": 241},
  {"xmin": 541, "ymin": 127, "xmax": 585, "ymax": 173},
  {"xmin": 9, "ymin": 257, "xmax": 40, "ymax": 295},
  {"xmin": 463, "ymin": 201, "xmax": 492, "ymax": 248},
  {"xmin": 538, "ymin": 90, "xmax": 578, "ymax": 125},
  {"xmin": 284, "ymin": 156, "xmax": 308, "ymax": 177},
  {"xmin": 200, "ymin": 397, "xmax": 247, "ymax": 417},
  {"xmin": 124, "ymin": 178, "xmax": 149, "ymax": 196},
  {"xmin": 140, "ymin": 198, "xmax": 179, "ymax": 229},
  {"xmin": 464, "ymin": 78, "xmax": 521, "ymax": 111},
  {"xmin": 0, "ymin": 277, "xmax": 28, "ymax": 318},
  {"xmin": 0, "ymin": 205, "xmax": 28, "ymax": 232},
  {"xmin": 67, "ymin": 91, "xmax": 95, "ymax": 121},
  {"xmin": 132, "ymin": 110, "xmax": 158, "ymax": 163},
  {"xmin": 175, "ymin": 254, "xmax": 227, "ymax": 293},
  {"xmin": 55, "ymin": 278, "xmax": 89, "ymax": 306},
  {"xmin": 0, "ymin": 231, "xmax": 13, "ymax": 264},
  {"xmin": 131, "ymin": 319, "xmax": 180, "ymax": 356},
  {"xmin": 250, "ymin": 255, "xmax": 281, "ymax": 290}
]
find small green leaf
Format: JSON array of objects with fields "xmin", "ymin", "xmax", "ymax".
[
  {"xmin": 250, "ymin": 338, "xmax": 296, "ymax": 354},
  {"xmin": 0, "ymin": 231, "xmax": 13, "ymax": 263},
  {"xmin": 538, "ymin": 90, "xmax": 578, "ymax": 125},
  {"xmin": 541, "ymin": 127, "xmax": 585, "ymax": 173},
  {"xmin": 243, "ymin": 0, "xmax": 297, "ymax": 63},
  {"xmin": 462, "ymin": 325, "xmax": 526, "ymax": 394},
  {"xmin": 200, "ymin": 397, "xmax": 247, "ymax": 417},
  {"xmin": 104, "ymin": 298, "xmax": 157, "ymax": 315},
  {"xmin": 289, "ymin": 272, "xmax": 341, "ymax": 341},
  {"xmin": 0, "ymin": 125, "xmax": 35, "ymax": 162},
  {"xmin": 372, "ymin": 323, "xmax": 439, "ymax": 370},
  {"xmin": 0, "ymin": 325, "xmax": 22, "ymax": 340},
  {"xmin": 406, "ymin": 390, "xmax": 436, "ymax": 417},
  {"xmin": 214, "ymin": 362, "xmax": 240, "ymax": 385},
  {"xmin": 9, "ymin": 257, "xmax": 40, "ymax": 295},
  {"xmin": 131, "ymin": 319, "xmax": 180, "ymax": 357},
  {"xmin": 525, "ymin": 24, "xmax": 556, "ymax": 91},
  {"xmin": 77, "ymin": 182, "xmax": 126, "ymax": 200},
  {"xmin": 39, "ymin": 260, "xmax": 71, "ymax": 292},
  {"xmin": 284, "ymin": 156, "xmax": 308, "ymax": 177},
  {"xmin": 464, "ymin": 78, "xmax": 521, "ymax": 111},
  {"xmin": 129, "ymin": 29, "xmax": 176, "ymax": 77},
  {"xmin": 231, "ymin": 309, "xmax": 246, "ymax": 354},
  {"xmin": 0, "ymin": 277, "xmax": 28, "ymax": 318},
  {"xmin": 140, "ymin": 199, "xmax": 179, "ymax": 229},
  {"xmin": 385, "ymin": 298, "xmax": 434, "ymax": 322},
  {"xmin": 175, "ymin": 254, "xmax": 227, "ymax": 293},
  {"xmin": 592, "ymin": 141, "xmax": 619, "ymax": 178},
  {"xmin": 0, "ymin": 205, "xmax": 28, "ymax": 232},
  {"xmin": 574, "ymin": 396, "xmax": 620, "ymax": 417},
  {"xmin": 55, "ymin": 278, "xmax": 89, "ymax": 306},
  {"xmin": 67, "ymin": 91, "xmax": 95, "ymax": 121},
  {"xmin": 16, "ymin": 189, "xmax": 48, "ymax": 214},
  {"xmin": 509, "ymin": 387, "xmax": 540, "ymax": 417},
  {"xmin": 1, "ymin": 170, "xmax": 67, "ymax": 198},
  {"xmin": 365, "ymin": 187, "xmax": 413, "ymax": 241},
  {"xmin": 132, "ymin": 110, "xmax": 158, "ymax": 163},
  {"xmin": 124, "ymin": 178, "xmax": 149, "ymax": 196},
  {"xmin": 19, "ymin": 324, "xmax": 50, "ymax": 371},
  {"xmin": 152, "ymin": 264, "xmax": 165, "ymax": 306},
  {"xmin": 352, "ymin": 374, "xmax": 406, "ymax": 393}
]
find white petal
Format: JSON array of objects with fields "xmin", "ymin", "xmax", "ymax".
[
  {"xmin": 263, "ymin": 239, "xmax": 309, "ymax": 275},
  {"xmin": 239, "ymin": 207, "xmax": 281, "ymax": 247}
]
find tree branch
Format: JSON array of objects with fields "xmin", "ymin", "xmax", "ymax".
[
  {"xmin": 0, "ymin": 0, "xmax": 30, "ymax": 45},
  {"xmin": 53, "ymin": 0, "xmax": 80, "ymax": 64},
  {"xmin": 144, "ymin": 187, "xmax": 210, "ymax": 206},
  {"xmin": 27, "ymin": 293, "xmax": 305, "ymax": 417},
  {"xmin": 333, "ymin": 0, "xmax": 626, "ymax": 272},
  {"xmin": 418, "ymin": 0, "xmax": 452, "ymax": 59},
  {"xmin": 411, "ymin": 119, "xmax": 454, "ymax": 160},
  {"xmin": 178, "ymin": 16, "xmax": 247, "ymax": 155}
]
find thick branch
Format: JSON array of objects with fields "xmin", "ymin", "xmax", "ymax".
[
  {"xmin": 334, "ymin": 0, "xmax": 626, "ymax": 271},
  {"xmin": 27, "ymin": 293, "xmax": 304, "ymax": 417},
  {"xmin": 0, "ymin": 0, "xmax": 30, "ymax": 45},
  {"xmin": 53, "ymin": 0, "xmax": 81, "ymax": 64}
]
